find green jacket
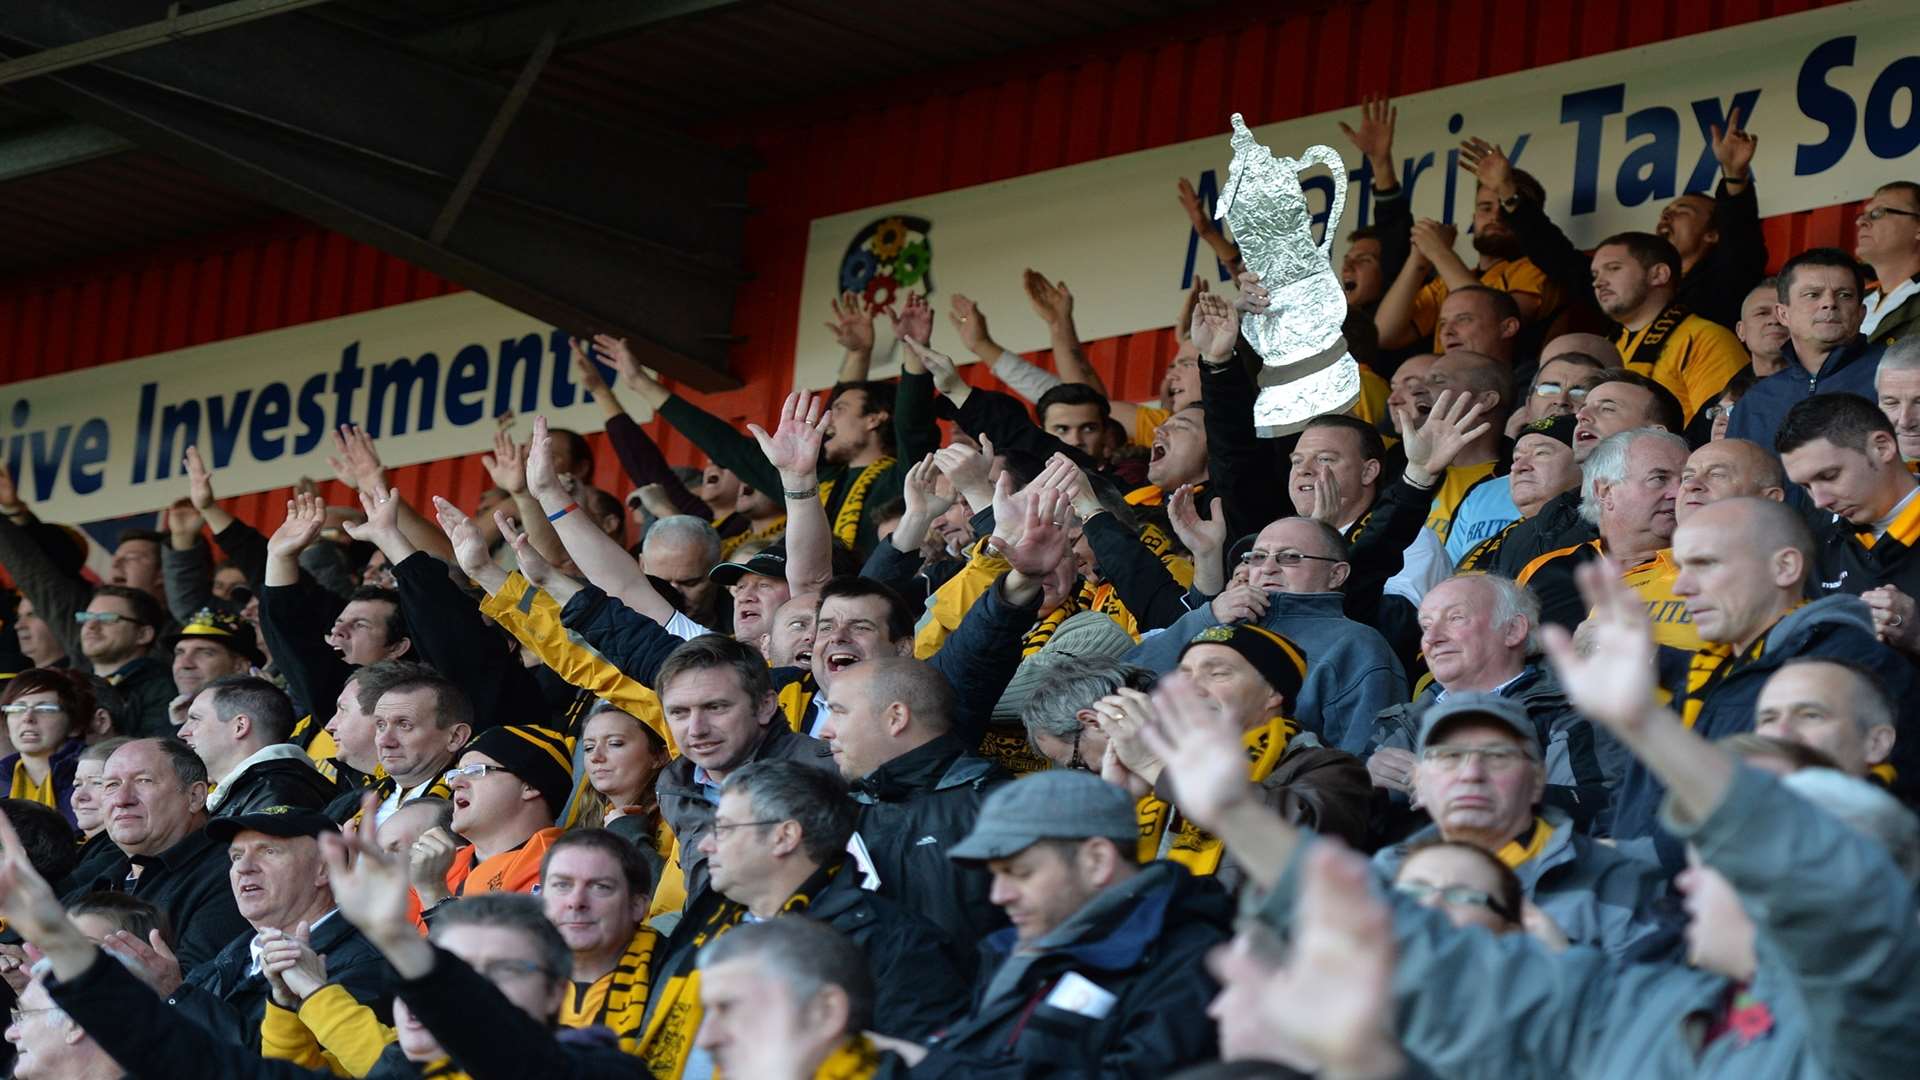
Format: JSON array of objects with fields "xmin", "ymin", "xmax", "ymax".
[{"xmin": 656, "ymin": 371, "xmax": 936, "ymax": 558}]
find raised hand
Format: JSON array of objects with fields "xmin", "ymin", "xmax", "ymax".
[
  {"xmin": 1190, "ymin": 291, "xmax": 1238, "ymax": 364},
  {"xmin": 902, "ymin": 336, "xmax": 969, "ymax": 401},
  {"xmin": 267, "ymin": 492, "xmax": 329, "ymax": 559},
  {"xmin": 166, "ymin": 498, "xmax": 207, "ymax": 548},
  {"xmin": 933, "ymin": 433, "xmax": 993, "ymax": 511},
  {"xmin": 102, "ymin": 928, "xmax": 183, "ymax": 996},
  {"xmin": 889, "ymin": 291, "xmax": 933, "ymax": 347},
  {"xmin": 1232, "ymin": 270, "xmax": 1272, "ymax": 316},
  {"xmin": 1023, "ymin": 269, "xmax": 1075, "ymax": 328},
  {"xmin": 0, "ymin": 462, "xmax": 16, "ymax": 508},
  {"xmin": 498, "ymin": 512, "xmax": 561, "ymax": 591},
  {"xmin": 569, "ymin": 337, "xmax": 613, "ymax": 398},
  {"xmin": 1134, "ymin": 672, "xmax": 1252, "ymax": 833},
  {"xmin": 1456, "ymin": 137, "xmax": 1514, "ymax": 196},
  {"xmin": 993, "ymin": 485, "xmax": 1072, "ymax": 578},
  {"xmin": 1168, "ymin": 484, "xmax": 1225, "ymax": 557},
  {"xmin": 1710, "ymin": 105, "xmax": 1757, "ymax": 181},
  {"xmin": 1211, "ymin": 583, "xmax": 1271, "ymax": 625},
  {"xmin": 431, "ymin": 496, "xmax": 493, "ymax": 582},
  {"xmin": 1258, "ymin": 844, "xmax": 1403, "ymax": 1078},
  {"xmin": 900, "ymin": 454, "xmax": 954, "ymax": 522},
  {"xmin": 1538, "ymin": 558, "xmax": 1659, "ymax": 736},
  {"xmin": 1174, "ymin": 277, "xmax": 1211, "ymax": 346},
  {"xmin": 746, "ymin": 391, "xmax": 828, "ymax": 481},
  {"xmin": 1176, "ymin": 177, "xmax": 1214, "ymax": 232},
  {"xmin": 525, "ymin": 415, "xmax": 569, "ymax": 504},
  {"xmin": 1337, "ymin": 93, "xmax": 1398, "ymax": 173},
  {"xmin": 482, "ymin": 427, "xmax": 528, "ymax": 496},
  {"xmin": 342, "ymin": 483, "xmax": 405, "ymax": 547},
  {"xmin": 322, "ymin": 793, "xmax": 428, "ymax": 962},
  {"xmin": 328, "ymin": 424, "xmax": 388, "ymax": 494},
  {"xmin": 947, "ymin": 294, "xmax": 992, "ymax": 355},
  {"xmin": 0, "ymin": 809, "xmax": 89, "ymax": 972},
  {"xmin": 183, "ymin": 444, "xmax": 218, "ymax": 511},
  {"xmin": 824, "ymin": 290, "xmax": 876, "ymax": 353},
  {"xmin": 1408, "ymin": 220, "xmax": 1458, "ymax": 265},
  {"xmin": 1401, "ymin": 389, "xmax": 1492, "ymax": 485}
]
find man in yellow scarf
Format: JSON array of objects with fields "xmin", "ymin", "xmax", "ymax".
[{"xmin": 540, "ymin": 830, "xmax": 659, "ymax": 1054}]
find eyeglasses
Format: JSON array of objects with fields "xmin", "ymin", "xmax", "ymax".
[
  {"xmin": 1240, "ymin": 549, "xmax": 1343, "ymax": 568},
  {"xmin": 74, "ymin": 611, "xmax": 145, "ymax": 626},
  {"xmin": 445, "ymin": 763, "xmax": 513, "ymax": 782},
  {"xmin": 1419, "ymin": 745, "xmax": 1535, "ymax": 771},
  {"xmin": 476, "ymin": 958, "xmax": 558, "ymax": 984},
  {"xmin": 1705, "ymin": 403, "xmax": 1736, "ymax": 422},
  {"xmin": 8, "ymin": 1007, "xmax": 61, "ymax": 1027},
  {"xmin": 1859, "ymin": 206, "xmax": 1920, "ymax": 223},
  {"xmin": 1392, "ymin": 881, "xmax": 1517, "ymax": 921},
  {"xmin": 1532, "ymin": 383, "xmax": 1590, "ymax": 400},
  {"xmin": 1066, "ymin": 728, "xmax": 1090, "ymax": 772},
  {"xmin": 0, "ymin": 704, "xmax": 63, "ymax": 717},
  {"xmin": 709, "ymin": 818, "xmax": 782, "ymax": 834}
]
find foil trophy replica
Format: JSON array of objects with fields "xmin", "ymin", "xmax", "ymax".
[{"xmin": 1215, "ymin": 113, "xmax": 1361, "ymax": 435}]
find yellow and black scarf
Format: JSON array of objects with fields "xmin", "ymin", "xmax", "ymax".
[
  {"xmin": 559, "ymin": 926, "xmax": 660, "ymax": 1053},
  {"xmin": 820, "ymin": 457, "xmax": 895, "ymax": 548},
  {"xmin": 815, "ymin": 1035, "xmax": 886, "ymax": 1079},
  {"xmin": 1138, "ymin": 715, "xmax": 1296, "ymax": 873},
  {"xmin": 639, "ymin": 899, "xmax": 746, "ymax": 1079},
  {"xmin": 1495, "ymin": 816, "xmax": 1554, "ymax": 869},
  {"xmin": 1679, "ymin": 633, "xmax": 1772, "ymax": 730},
  {"xmin": 720, "ymin": 514, "xmax": 788, "ymax": 560},
  {"xmin": 1019, "ymin": 579, "xmax": 1137, "ymax": 656}
]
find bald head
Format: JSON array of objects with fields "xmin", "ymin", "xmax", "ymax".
[
  {"xmin": 1676, "ymin": 439, "xmax": 1787, "ymax": 523},
  {"xmin": 1427, "ymin": 350, "xmax": 1512, "ymax": 406},
  {"xmin": 1677, "ymin": 496, "xmax": 1815, "ymax": 576},
  {"xmin": 1541, "ymin": 332, "xmax": 1619, "ymax": 367},
  {"xmin": 1672, "ymin": 497, "xmax": 1816, "ymax": 649}
]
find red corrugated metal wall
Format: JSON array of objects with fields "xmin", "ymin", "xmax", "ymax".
[{"xmin": 0, "ymin": 0, "xmax": 1859, "ymax": 541}]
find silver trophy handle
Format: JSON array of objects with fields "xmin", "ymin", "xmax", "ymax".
[{"xmin": 1296, "ymin": 144, "xmax": 1348, "ymax": 264}]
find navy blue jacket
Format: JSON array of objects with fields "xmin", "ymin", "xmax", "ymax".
[{"xmin": 1725, "ymin": 336, "xmax": 1884, "ymax": 449}]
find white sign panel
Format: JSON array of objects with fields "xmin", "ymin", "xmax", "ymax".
[
  {"xmin": 0, "ymin": 292, "xmax": 633, "ymax": 522},
  {"xmin": 797, "ymin": 0, "xmax": 1920, "ymax": 387}
]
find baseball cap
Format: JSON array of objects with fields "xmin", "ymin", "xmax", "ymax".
[
  {"xmin": 206, "ymin": 807, "xmax": 339, "ymax": 844},
  {"xmin": 1516, "ymin": 414, "xmax": 1577, "ymax": 449},
  {"xmin": 165, "ymin": 608, "xmax": 266, "ymax": 667},
  {"xmin": 947, "ymin": 771, "xmax": 1138, "ymax": 862},
  {"xmin": 1415, "ymin": 693, "xmax": 1539, "ymax": 754},
  {"xmin": 709, "ymin": 549, "xmax": 787, "ymax": 588}
]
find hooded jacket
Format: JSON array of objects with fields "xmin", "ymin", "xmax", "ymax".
[
  {"xmin": 1373, "ymin": 804, "xmax": 1683, "ymax": 963},
  {"xmin": 1725, "ymin": 336, "xmax": 1886, "ymax": 448},
  {"xmin": 1612, "ymin": 594, "xmax": 1913, "ymax": 853},
  {"xmin": 846, "ymin": 733, "xmax": 1010, "ymax": 957},
  {"xmin": 900, "ymin": 860, "xmax": 1232, "ymax": 1079},
  {"xmin": 1368, "ymin": 664, "xmax": 1626, "ymax": 834},
  {"xmin": 206, "ymin": 744, "xmax": 343, "ymax": 818},
  {"xmin": 1259, "ymin": 764, "xmax": 1920, "ymax": 1080},
  {"xmin": 1128, "ymin": 591, "xmax": 1407, "ymax": 756}
]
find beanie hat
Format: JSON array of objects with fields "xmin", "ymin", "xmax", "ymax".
[
  {"xmin": 1516, "ymin": 413, "xmax": 1577, "ymax": 449},
  {"xmin": 1180, "ymin": 623, "xmax": 1308, "ymax": 706},
  {"xmin": 467, "ymin": 724, "xmax": 574, "ymax": 819}
]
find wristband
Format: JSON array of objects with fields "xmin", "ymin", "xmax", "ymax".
[
  {"xmin": 546, "ymin": 502, "xmax": 578, "ymax": 522},
  {"xmin": 783, "ymin": 485, "xmax": 819, "ymax": 500}
]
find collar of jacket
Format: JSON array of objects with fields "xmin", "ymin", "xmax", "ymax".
[
  {"xmin": 658, "ymin": 722, "xmax": 815, "ymax": 803},
  {"xmin": 1779, "ymin": 334, "xmax": 1875, "ymax": 380},
  {"xmin": 983, "ymin": 861, "xmax": 1190, "ymax": 971},
  {"xmin": 0, "ymin": 735, "xmax": 86, "ymax": 776},
  {"xmin": 848, "ymin": 733, "xmax": 969, "ymax": 802}
]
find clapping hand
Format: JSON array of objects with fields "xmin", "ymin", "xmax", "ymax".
[
  {"xmin": 1023, "ymin": 270, "xmax": 1075, "ymax": 328},
  {"xmin": 889, "ymin": 291, "xmax": 933, "ymax": 347},
  {"xmin": 481, "ymin": 427, "xmax": 528, "ymax": 496},
  {"xmin": 1167, "ymin": 483, "xmax": 1225, "ymax": 558},
  {"xmin": 1538, "ymin": 558, "xmax": 1659, "ymax": 736},
  {"xmin": 1190, "ymin": 291, "xmax": 1239, "ymax": 364},
  {"xmin": 431, "ymin": 497, "xmax": 500, "ymax": 587},
  {"xmin": 267, "ymin": 492, "xmax": 329, "ymax": 559},
  {"xmin": 825, "ymin": 291, "xmax": 876, "ymax": 353}
]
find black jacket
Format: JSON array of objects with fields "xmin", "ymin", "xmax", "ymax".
[
  {"xmin": 899, "ymin": 861, "xmax": 1232, "ymax": 1079},
  {"xmin": 56, "ymin": 829, "xmax": 123, "ymax": 899},
  {"xmin": 809, "ymin": 866, "xmax": 972, "ymax": 1040},
  {"xmin": 655, "ymin": 724, "xmax": 837, "ymax": 900},
  {"xmin": 63, "ymin": 827, "xmax": 252, "ymax": 970},
  {"xmin": 208, "ymin": 754, "xmax": 343, "ymax": 819},
  {"xmin": 1467, "ymin": 488, "xmax": 1598, "ymax": 580},
  {"xmin": 168, "ymin": 912, "xmax": 393, "ymax": 1050},
  {"xmin": 391, "ymin": 551, "xmax": 550, "ymax": 731},
  {"xmin": 848, "ymin": 734, "xmax": 1010, "ymax": 961},
  {"xmin": 107, "ymin": 655, "xmax": 180, "ymax": 739},
  {"xmin": 258, "ymin": 579, "xmax": 352, "ymax": 740},
  {"xmin": 47, "ymin": 945, "xmax": 645, "ymax": 1080}
]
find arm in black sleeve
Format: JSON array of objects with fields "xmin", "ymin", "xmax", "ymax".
[
  {"xmin": 941, "ymin": 387, "xmax": 1101, "ymax": 473},
  {"xmin": 926, "ymin": 574, "xmax": 1042, "ymax": 751},
  {"xmin": 391, "ymin": 552, "xmax": 544, "ymax": 731},
  {"xmin": 1372, "ymin": 186, "xmax": 1413, "ymax": 288},
  {"xmin": 1341, "ymin": 476, "xmax": 1436, "ymax": 622},
  {"xmin": 1200, "ymin": 344, "xmax": 1287, "ymax": 543},
  {"xmin": 1501, "ymin": 196, "xmax": 1597, "ymax": 310},
  {"xmin": 892, "ymin": 370, "xmax": 940, "ymax": 466},
  {"xmin": 859, "ymin": 541, "xmax": 927, "ymax": 603},
  {"xmin": 1084, "ymin": 512, "xmax": 1201, "ymax": 630},
  {"xmin": 558, "ymin": 583, "xmax": 688, "ymax": 689},
  {"xmin": 397, "ymin": 946, "xmax": 644, "ymax": 1080},
  {"xmin": 258, "ymin": 581, "xmax": 351, "ymax": 724},
  {"xmin": 1690, "ymin": 178, "xmax": 1767, "ymax": 329},
  {"xmin": 0, "ymin": 516, "xmax": 94, "ymax": 665},
  {"xmin": 213, "ymin": 519, "xmax": 271, "ymax": 597},
  {"xmin": 603, "ymin": 413, "xmax": 712, "ymax": 521},
  {"xmin": 49, "ymin": 952, "xmax": 320, "ymax": 1080},
  {"xmin": 656, "ymin": 395, "xmax": 784, "ymax": 498},
  {"xmin": 162, "ymin": 541, "xmax": 216, "ymax": 624}
]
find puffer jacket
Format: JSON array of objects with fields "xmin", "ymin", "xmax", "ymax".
[
  {"xmin": 899, "ymin": 861, "xmax": 1232, "ymax": 1079},
  {"xmin": 846, "ymin": 733, "xmax": 1010, "ymax": 961}
]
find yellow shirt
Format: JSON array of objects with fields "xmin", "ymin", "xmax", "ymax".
[
  {"xmin": 1424, "ymin": 461, "xmax": 1499, "ymax": 543},
  {"xmin": 1131, "ymin": 405, "xmax": 1171, "ymax": 447},
  {"xmin": 1519, "ymin": 543, "xmax": 1703, "ymax": 652},
  {"xmin": 1411, "ymin": 257, "xmax": 1559, "ymax": 348},
  {"xmin": 1613, "ymin": 313, "xmax": 1749, "ymax": 423},
  {"xmin": 7, "ymin": 760, "xmax": 51, "ymax": 808}
]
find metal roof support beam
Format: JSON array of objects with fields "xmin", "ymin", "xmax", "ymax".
[
  {"xmin": 0, "ymin": 0, "xmax": 335, "ymax": 87},
  {"xmin": 429, "ymin": 28, "xmax": 556, "ymax": 245},
  {"xmin": 0, "ymin": 122, "xmax": 131, "ymax": 182}
]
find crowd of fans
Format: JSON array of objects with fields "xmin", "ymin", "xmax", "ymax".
[{"xmin": 0, "ymin": 93, "xmax": 1916, "ymax": 1079}]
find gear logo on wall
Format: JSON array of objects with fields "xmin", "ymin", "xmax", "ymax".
[{"xmin": 837, "ymin": 214, "xmax": 933, "ymax": 319}]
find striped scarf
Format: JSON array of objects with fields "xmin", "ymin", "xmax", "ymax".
[
  {"xmin": 1138, "ymin": 715, "xmax": 1296, "ymax": 873},
  {"xmin": 640, "ymin": 900, "xmax": 745, "ymax": 1078},
  {"xmin": 1019, "ymin": 579, "xmax": 1135, "ymax": 655},
  {"xmin": 820, "ymin": 457, "xmax": 895, "ymax": 548},
  {"xmin": 1680, "ymin": 633, "xmax": 1771, "ymax": 730},
  {"xmin": 720, "ymin": 514, "xmax": 788, "ymax": 560},
  {"xmin": 1495, "ymin": 816, "xmax": 1554, "ymax": 868},
  {"xmin": 560, "ymin": 927, "xmax": 659, "ymax": 1054}
]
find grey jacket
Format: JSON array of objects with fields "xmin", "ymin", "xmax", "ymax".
[
  {"xmin": 1128, "ymin": 590, "xmax": 1406, "ymax": 754},
  {"xmin": 1262, "ymin": 764, "xmax": 1920, "ymax": 1079},
  {"xmin": 1372, "ymin": 804, "xmax": 1682, "ymax": 963}
]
